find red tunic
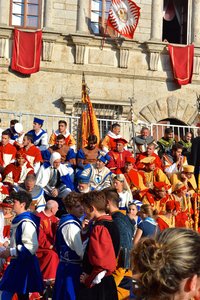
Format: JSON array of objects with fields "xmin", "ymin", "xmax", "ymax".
[
  {"xmin": 36, "ymin": 211, "xmax": 59, "ymax": 281},
  {"xmin": 107, "ymin": 150, "xmax": 132, "ymax": 174},
  {"xmin": 84, "ymin": 215, "xmax": 119, "ymax": 288},
  {"xmin": 135, "ymin": 152, "xmax": 162, "ymax": 170},
  {"xmin": 0, "ymin": 143, "xmax": 17, "ymax": 167},
  {"xmin": 3, "ymin": 161, "xmax": 34, "ymax": 184},
  {"xmin": 23, "ymin": 145, "xmax": 43, "ymax": 165}
]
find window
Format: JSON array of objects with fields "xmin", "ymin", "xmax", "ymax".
[
  {"xmin": 162, "ymin": 0, "xmax": 189, "ymax": 44},
  {"xmin": 90, "ymin": 0, "xmax": 116, "ymax": 36},
  {"xmin": 10, "ymin": 0, "xmax": 42, "ymax": 29}
]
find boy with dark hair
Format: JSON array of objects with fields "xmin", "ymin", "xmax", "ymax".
[
  {"xmin": 0, "ymin": 191, "xmax": 43, "ymax": 299},
  {"xmin": 53, "ymin": 192, "xmax": 84, "ymax": 300},
  {"xmin": 0, "ymin": 130, "xmax": 17, "ymax": 168},
  {"xmin": 78, "ymin": 190, "xmax": 120, "ymax": 300},
  {"xmin": 104, "ymin": 187, "xmax": 135, "ymax": 300}
]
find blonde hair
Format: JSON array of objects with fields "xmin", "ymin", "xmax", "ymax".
[
  {"xmin": 113, "ymin": 174, "xmax": 131, "ymax": 192},
  {"xmin": 131, "ymin": 228, "xmax": 200, "ymax": 300}
]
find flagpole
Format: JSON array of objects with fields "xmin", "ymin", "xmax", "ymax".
[{"xmin": 129, "ymin": 96, "xmax": 136, "ymax": 157}]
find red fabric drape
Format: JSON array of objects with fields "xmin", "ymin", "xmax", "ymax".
[
  {"xmin": 11, "ymin": 29, "xmax": 42, "ymax": 74},
  {"xmin": 168, "ymin": 44, "xmax": 194, "ymax": 85}
]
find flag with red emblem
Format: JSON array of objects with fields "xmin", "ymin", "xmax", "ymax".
[{"xmin": 107, "ymin": 0, "xmax": 140, "ymax": 39}]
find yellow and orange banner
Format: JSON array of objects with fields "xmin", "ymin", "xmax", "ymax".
[{"xmin": 80, "ymin": 74, "xmax": 100, "ymax": 148}]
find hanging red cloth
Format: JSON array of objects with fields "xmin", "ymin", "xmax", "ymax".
[
  {"xmin": 168, "ymin": 44, "xmax": 194, "ymax": 85},
  {"xmin": 11, "ymin": 29, "xmax": 42, "ymax": 74}
]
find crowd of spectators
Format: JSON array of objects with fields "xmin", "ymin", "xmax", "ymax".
[{"xmin": 0, "ymin": 117, "xmax": 199, "ymax": 299}]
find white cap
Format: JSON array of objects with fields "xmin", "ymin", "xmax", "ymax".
[{"xmin": 14, "ymin": 123, "xmax": 23, "ymax": 133}]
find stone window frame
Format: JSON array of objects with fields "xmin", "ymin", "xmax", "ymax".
[{"xmin": 9, "ymin": 0, "xmax": 42, "ymax": 29}]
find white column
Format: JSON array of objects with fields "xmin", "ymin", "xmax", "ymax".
[
  {"xmin": 77, "ymin": 0, "xmax": 89, "ymax": 33},
  {"xmin": 44, "ymin": 0, "xmax": 53, "ymax": 29},
  {"xmin": 0, "ymin": 0, "xmax": 9, "ymax": 25},
  {"xmin": 150, "ymin": 0, "xmax": 163, "ymax": 40},
  {"xmin": 192, "ymin": 0, "xmax": 200, "ymax": 44}
]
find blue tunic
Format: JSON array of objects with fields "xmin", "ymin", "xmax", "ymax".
[
  {"xmin": 53, "ymin": 214, "xmax": 83, "ymax": 300},
  {"xmin": 0, "ymin": 212, "xmax": 43, "ymax": 294}
]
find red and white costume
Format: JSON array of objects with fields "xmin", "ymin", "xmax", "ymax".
[
  {"xmin": 3, "ymin": 161, "xmax": 34, "ymax": 185},
  {"xmin": 23, "ymin": 145, "xmax": 43, "ymax": 174},
  {"xmin": 0, "ymin": 143, "xmax": 17, "ymax": 167}
]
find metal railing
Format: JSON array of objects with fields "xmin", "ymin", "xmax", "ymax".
[{"xmin": 0, "ymin": 110, "xmax": 198, "ymax": 143}]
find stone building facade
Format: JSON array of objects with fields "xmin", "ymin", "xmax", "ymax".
[{"xmin": 0, "ymin": 0, "xmax": 200, "ymax": 133}]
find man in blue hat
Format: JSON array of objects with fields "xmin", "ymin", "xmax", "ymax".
[
  {"xmin": 28, "ymin": 117, "xmax": 48, "ymax": 151},
  {"xmin": 81, "ymin": 151, "xmax": 115, "ymax": 190}
]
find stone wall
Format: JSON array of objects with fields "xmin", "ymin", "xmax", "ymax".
[{"xmin": 0, "ymin": 0, "xmax": 200, "ymax": 128}]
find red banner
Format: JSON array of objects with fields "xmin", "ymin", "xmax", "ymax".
[
  {"xmin": 168, "ymin": 44, "xmax": 194, "ymax": 85},
  {"xmin": 11, "ymin": 29, "xmax": 42, "ymax": 74}
]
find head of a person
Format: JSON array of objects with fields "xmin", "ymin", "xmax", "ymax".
[
  {"xmin": 184, "ymin": 132, "xmax": 192, "ymax": 142},
  {"xmin": 138, "ymin": 204, "xmax": 153, "ymax": 219},
  {"xmin": 140, "ymin": 127, "xmax": 150, "ymax": 138},
  {"xmin": 153, "ymin": 182, "xmax": 169, "ymax": 199},
  {"xmin": 63, "ymin": 192, "xmax": 84, "ymax": 218},
  {"xmin": 96, "ymin": 151, "xmax": 110, "ymax": 169},
  {"xmin": 81, "ymin": 190, "xmax": 107, "ymax": 220},
  {"xmin": 1, "ymin": 197, "xmax": 14, "ymax": 216},
  {"xmin": 172, "ymin": 143, "xmax": 183, "ymax": 159},
  {"xmin": 10, "ymin": 119, "xmax": 19, "ymax": 128},
  {"xmin": 58, "ymin": 120, "xmax": 67, "ymax": 133},
  {"xmin": 50, "ymin": 152, "xmax": 61, "ymax": 169},
  {"xmin": 164, "ymin": 128, "xmax": 173, "ymax": 141},
  {"xmin": 124, "ymin": 157, "xmax": 135, "ymax": 173},
  {"xmin": 77, "ymin": 175, "xmax": 90, "ymax": 193},
  {"xmin": 181, "ymin": 165, "xmax": 195, "ymax": 180},
  {"xmin": 165, "ymin": 200, "xmax": 175, "ymax": 214},
  {"xmin": 128, "ymin": 202, "xmax": 138, "ymax": 218},
  {"xmin": 87, "ymin": 134, "xmax": 97, "ymax": 150},
  {"xmin": 23, "ymin": 133, "xmax": 34, "ymax": 147},
  {"xmin": 173, "ymin": 182, "xmax": 187, "ymax": 197},
  {"xmin": 56, "ymin": 134, "xmax": 65, "ymax": 149},
  {"xmin": 103, "ymin": 187, "xmax": 120, "ymax": 212},
  {"xmin": 16, "ymin": 150, "xmax": 26, "ymax": 167},
  {"xmin": 141, "ymin": 156, "xmax": 156, "ymax": 172},
  {"xmin": 111, "ymin": 123, "xmax": 120, "ymax": 135},
  {"xmin": 116, "ymin": 138, "xmax": 127, "ymax": 153},
  {"xmin": 113, "ymin": 174, "xmax": 126, "ymax": 193},
  {"xmin": 45, "ymin": 200, "xmax": 59, "ymax": 215},
  {"xmin": 147, "ymin": 143, "xmax": 156, "ymax": 156},
  {"xmin": 33, "ymin": 117, "xmax": 44, "ymax": 130},
  {"xmin": 10, "ymin": 191, "xmax": 32, "ymax": 214},
  {"xmin": 131, "ymin": 228, "xmax": 200, "ymax": 300},
  {"xmin": 1, "ymin": 130, "xmax": 11, "ymax": 146},
  {"xmin": 24, "ymin": 174, "xmax": 36, "ymax": 191}
]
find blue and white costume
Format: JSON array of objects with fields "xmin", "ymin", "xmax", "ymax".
[
  {"xmin": 28, "ymin": 129, "xmax": 48, "ymax": 151},
  {"xmin": 36, "ymin": 152, "xmax": 74, "ymax": 199},
  {"xmin": 0, "ymin": 212, "xmax": 43, "ymax": 297},
  {"xmin": 53, "ymin": 214, "xmax": 84, "ymax": 300}
]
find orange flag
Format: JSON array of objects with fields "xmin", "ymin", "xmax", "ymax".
[{"xmin": 80, "ymin": 74, "xmax": 100, "ymax": 148}]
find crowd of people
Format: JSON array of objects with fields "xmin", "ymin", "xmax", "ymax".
[{"xmin": 0, "ymin": 117, "xmax": 200, "ymax": 299}]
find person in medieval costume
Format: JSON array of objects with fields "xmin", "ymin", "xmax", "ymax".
[{"xmin": 0, "ymin": 191, "xmax": 43, "ymax": 299}]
